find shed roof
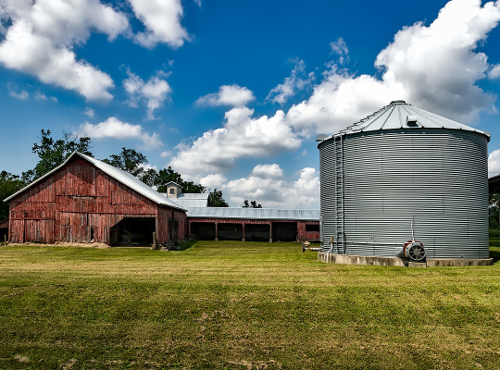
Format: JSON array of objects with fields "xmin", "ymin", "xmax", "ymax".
[
  {"xmin": 166, "ymin": 193, "xmax": 209, "ymax": 208},
  {"xmin": 186, "ymin": 207, "xmax": 320, "ymax": 221},
  {"xmin": 318, "ymin": 100, "xmax": 490, "ymax": 143},
  {"xmin": 3, "ymin": 152, "xmax": 186, "ymax": 211}
]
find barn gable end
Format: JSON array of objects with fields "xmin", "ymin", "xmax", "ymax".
[{"xmin": 6, "ymin": 152, "xmax": 187, "ymax": 245}]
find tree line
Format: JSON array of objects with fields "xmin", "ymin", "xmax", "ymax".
[{"xmin": 0, "ymin": 130, "xmax": 228, "ymax": 219}]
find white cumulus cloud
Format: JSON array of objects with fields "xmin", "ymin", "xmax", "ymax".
[
  {"xmin": 222, "ymin": 165, "xmax": 319, "ymax": 209},
  {"xmin": 123, "ymin": 70, "xmax": 172, "ymax": 120},
  {"xmin": 489, "ymin": 149, "xmax": 500, "ymax": 177},
  {"xmin": 79, "ymin": 116, "xmax": 162, "ymax": 149},
  {"xmin": 128, "ymin": 0, "xmax": 189, "ymax": 49},
  {"xmin": 251, "ymin": 164, "xmax": 283, "ymax": 180},
  {"xmin": 196, "ymin": 84, "xmax": 255, "ymax": 107},
  {"xmin": 0, "ymin": 0, "xmax": 129, "ymax": 101},
  {"xmin": 287, "ymin": 0, "xmax": 500, "ymax": 135},
  {"xmin": 169, "ymin": 107, "xmax": 302, "ymax": 177},
  {"xmin": 265, "ymin": 60, "xmax": 315, "ymax": 105},
  {"xmin": 489, "ymin": 64, "xmax": 500, "ymax": 79},
  {"xmin": 200, "ymin": 173, "xmax": 226, "ymax": 189}
]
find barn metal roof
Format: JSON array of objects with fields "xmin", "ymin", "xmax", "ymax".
[
  {"xmin": 164, "ymin": 193, "xmax": 209, "ymax": 208},
  {"xmin": 318, "ymin": 100, "xmax": 490, "ymax": 143},
  {"xmin": 186, "ymin": 207, "xmax": 320, "ymax": 221},
  {"xmin": 3, "ymin": 152, "xmax": 186, "ymax": 211}
]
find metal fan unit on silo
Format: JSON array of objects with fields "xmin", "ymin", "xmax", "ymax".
[{"xmin": 317, "ymin": 100, "xmax": 491, "ymax": 263}]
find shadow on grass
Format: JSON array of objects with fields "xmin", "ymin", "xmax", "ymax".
[
  {"xmin": 490, "ymin": 247, "xmax": 500, "ymax": 263},
  {"xmin": 178, "ymin": 240, "xmax": 198, "ymax": 251}
]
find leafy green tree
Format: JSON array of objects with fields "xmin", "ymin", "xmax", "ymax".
[
  {"xmin": 102, "ymin": 148, "xmax": 149, "ymax": 178},
  {"xmin": 208, "ymin": 188, "xmax": 228, "ymax": 207},
  {"xmin": 250, "ymin": 200, "xmax": 262, "ymax": 208},
  {"xmin": 140, "ymin": 168, "xmax": 158, "ymax": 187},
  {"xmin": 0, "ymin": 171, "xmax": 26, "ymax": 219},
  {"xmin": 22, "ymin": 129, "xmax": 93, "ymax": 183},
  {"xmin": 243, "ymin": 200, "xmax": 262, "ymax": 208},
  {"xmin": 155, "ymin": 166, "xmax": 205, "ymax": 194}
]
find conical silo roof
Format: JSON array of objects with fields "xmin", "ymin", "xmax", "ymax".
[{"xmin": 319, "ymin": 100, "xmax": 490, "ymax": 142}]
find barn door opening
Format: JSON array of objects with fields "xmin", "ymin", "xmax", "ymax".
[
  {"xmin": 109, "ymin": 217, "xmax": 156, "ymax": 246},
  {"xmin": 191, "ymin": 222, "xmax": 215, "ymax": 240},
  {"xmin": 245, "ymin": 224, "xmax": 270, "ymax": 241},
  {"xmin": 217, "ymin": 223, "xmax": 242, "ymax": 240},
  {"xmin": 272, "ymin": 222, "xmax": 298, "ymax": 242}
]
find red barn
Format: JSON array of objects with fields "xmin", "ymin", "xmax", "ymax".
[{"xmin": 4, "ymin": 152, "xmax": 187, "ymax": 245}]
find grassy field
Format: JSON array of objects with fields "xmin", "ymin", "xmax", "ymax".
[{"xmin": 1, "ymin": 241, "xmax": 500, "ymax": 369}]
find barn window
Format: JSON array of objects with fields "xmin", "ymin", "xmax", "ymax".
[
  {"xmin": 169, "ymin": 188, "xmax": 175, "ymax": 194},
  {"xmin": 306, "ymin": 224, "xmax": 320, "ymax": 232}
]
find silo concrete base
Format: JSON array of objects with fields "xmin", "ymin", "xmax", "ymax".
[{"xmin": 318, "ymin": 252, "xmax": 494, "ymax": 267}]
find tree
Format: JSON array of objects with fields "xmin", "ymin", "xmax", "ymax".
[
  {"xmin": 102, "ymin": 148, "xmax": 149, "ymax": 178},
  {"xmin": 140, "ymin": 168, "xmax": 158, "ymax": 187},
  {"xmin": 0, "ymin": 171, "xmax": 26, "ymax": 219},
  {"xmin": 103, "ymin": 149, "xmax": 207, "ymax": 194},
  {"xmin": 490, "ymin": 194, "xmax": 500, "ymax": 232},
  {"xmin": 243, "ymin": 200, "xmax": 262, "ymax": 208},
  {"xmin": 22, "ymin": 129, "xmax": 93, "ymax": 183},
  {"xmin": 208, "ymin": 188, "xmax": 228, "ymax": 207},
  {"xmin": 155, "ymin": 166, "xmax": 205, "ymax": 194}
]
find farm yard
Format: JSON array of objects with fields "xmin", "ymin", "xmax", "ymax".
[{"xmin": 1, "ymin": 241, "xmax": 500, "ymax": 369}]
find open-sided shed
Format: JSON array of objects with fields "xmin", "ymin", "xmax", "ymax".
[
  {"xmin": 186, "ymin": 207, "xmax": 320, "ymax": 242},
  {"xmin": 3, "ymin": 152, "xmax": 187, "ymax": 245}
]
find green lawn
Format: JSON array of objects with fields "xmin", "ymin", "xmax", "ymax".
[{"xmin": 1, "ymin": 241, "xmax": 500, "ymax": 369}]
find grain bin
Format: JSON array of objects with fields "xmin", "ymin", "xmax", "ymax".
[{"xmin": 317, "ymin": 101, "xmax": 490, "ymax": 261}]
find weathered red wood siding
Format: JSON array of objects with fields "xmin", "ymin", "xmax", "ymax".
[
  {"xmin": 297, "ymin": 221, "xmax": 320, "ymax": 241},
  {"xmin": 8, "ymin": 158, "xmax": 185, "ymax": 244}
]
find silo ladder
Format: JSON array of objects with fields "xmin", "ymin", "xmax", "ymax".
[{"xmin": 334, "ymin": 134, "xmax": 346, "ymax": 254}]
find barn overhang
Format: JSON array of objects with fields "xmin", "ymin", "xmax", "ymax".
[{"xmin": 489, "ymin": 174, "xmax": 500, "ymax": 195}]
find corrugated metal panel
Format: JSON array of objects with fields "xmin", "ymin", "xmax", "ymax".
[
  {"xmin": 319, "ymin": 127, "xmax": 489, "ymax": 259},
  {"xmin": 186, "ymin": 207, "xmax": 320, "ymax": 221},
  {"xmin": 162, "ymin": 193, "xmax": 209, "ymax": 208},
  {"xmin": 318, "ymin": 101, "xmax": 490, "ymax": 142},
  {"xmin": 4, "ymin": 152, "xmax": 186, "ymax": 211}
]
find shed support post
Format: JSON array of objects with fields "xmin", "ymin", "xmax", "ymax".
[
  {"xmin": 214, "ymin": 222, "xmax": 218, "ymax": 241},
  {"xmin": 269, "ymin": 222, "xmax": 273, "ymax": 243},
  {"xmin": 242, "ymin": 223, "xmax": 245, "ymax": 242}
]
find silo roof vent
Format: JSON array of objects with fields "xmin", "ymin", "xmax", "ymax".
[
  {"xmin": 316, "ymin": 134, "xmax": 327, "ymax": 142},
  {"xmin": 406, "ymin": 115, "xmax": 418, "ymax": 126},
  {"xmin": 390, "ymin": 100, "xmax": 406, "ymax": 105}
]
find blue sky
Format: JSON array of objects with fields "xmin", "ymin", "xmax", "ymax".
[{"xmin": 1, "ymin": 0, "xmax": 500, "ymax": 208}]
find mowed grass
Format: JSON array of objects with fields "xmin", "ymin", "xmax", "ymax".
[{"xmin": 1, "ymin": 242, "xmax": 500, "ymax": 369}]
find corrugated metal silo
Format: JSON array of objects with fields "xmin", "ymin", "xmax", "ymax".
[{"xmin": 318, "ymin": 101, "xmax": 490, "ymax": 260}]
